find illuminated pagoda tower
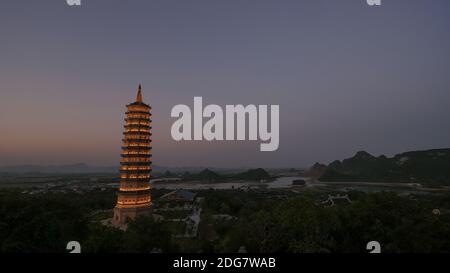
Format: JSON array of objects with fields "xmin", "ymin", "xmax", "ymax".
[{"xmin": 113, "ymin": 85, "xmax": 152, "ymax": 226}]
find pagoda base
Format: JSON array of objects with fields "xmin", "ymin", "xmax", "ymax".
[{"xmin": 113, "ymin": 206, "xmax": 153, "ymax": 227}]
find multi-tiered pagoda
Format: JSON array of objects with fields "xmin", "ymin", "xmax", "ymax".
[{"xmin": 113, "ymin": 85, "xmax": 152, "ymax": 226}]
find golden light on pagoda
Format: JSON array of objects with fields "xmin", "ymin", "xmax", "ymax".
[{"xmin": 113, "ymin": 84, "xmax": 153, "ymax": 225}]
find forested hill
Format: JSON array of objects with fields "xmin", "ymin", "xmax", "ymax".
[{"xmin": 316, "ymin": 149, "xmax": 450, "ymax": 185}]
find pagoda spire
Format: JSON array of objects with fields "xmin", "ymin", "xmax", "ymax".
[{"xmin": 136, "ymin": 84, "xmax": 143, "ymax": 103}]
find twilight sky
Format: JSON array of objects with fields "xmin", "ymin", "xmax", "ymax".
[{"xmin": 0, "ymin": 0, "xmax": 450, "ymax": 168}]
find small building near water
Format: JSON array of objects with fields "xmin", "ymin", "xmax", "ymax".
[{"xmin": 157, "ymin": 189, "xmax": 197, "ymax": 209}]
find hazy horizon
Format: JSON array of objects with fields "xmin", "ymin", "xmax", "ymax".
[
  {"xmin": 1, "ymin": 0, "xmax": 450, "ymax": 168},
  {"xmin": 2, "ymin": 146, "xmax": 450, "ymax": 170}
]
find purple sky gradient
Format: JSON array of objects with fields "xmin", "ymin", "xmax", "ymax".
[{"xmin": 0, "ymin": 0, "xmax": 450, "ymax": 168}]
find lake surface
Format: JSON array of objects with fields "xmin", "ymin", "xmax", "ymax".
[
  {"xmin": 267, "ymin": 177, "xmax": 307, "ymax": 188},
  {"xmin": 152, "ymin": 176, "xmax": 306, "ymax": 190},
  {"xmin": 151, "ymin": 176, "xmax": 449, "ymax": 194}
]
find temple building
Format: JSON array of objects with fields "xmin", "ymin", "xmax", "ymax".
[{"xmin": 113, "ymin": 85, "xmax": 153, "ymax": 226}]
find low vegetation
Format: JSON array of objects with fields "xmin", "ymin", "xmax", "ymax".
[{"xmin": 1, "ymin": 188, "xmax": 450, "ymax": 253}]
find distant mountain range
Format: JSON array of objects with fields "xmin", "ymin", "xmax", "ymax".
[
  {"xmin": 182, "ymin": 168, "xmax": 271, "ymax": 181},
  {"xmin": 0, "ymin": 163, "xmax": 245, "ymax": 174},
  {"xmin": 0, "ymin": 163, "xmax": 117, "ymax": 174},
  {"xmin": 312, "ymin": 148, "xmax": 450, "ymax": 185}
]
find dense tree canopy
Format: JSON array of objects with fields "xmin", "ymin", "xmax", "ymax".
[{"xmin": 1, "ymin": 189, "xmax": 450, "ymax": 253}]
